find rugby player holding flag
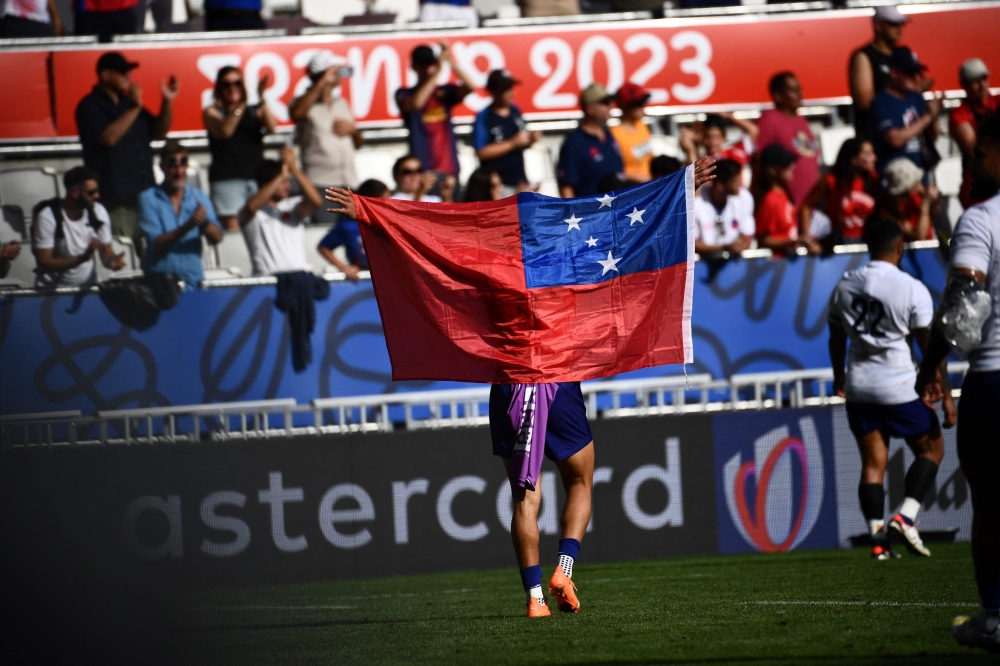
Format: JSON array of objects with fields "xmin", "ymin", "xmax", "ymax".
[{"xmin": 326, "ymin": 157, "xmax": 716, "ymax": 617}]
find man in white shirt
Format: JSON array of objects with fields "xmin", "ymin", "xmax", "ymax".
[
  {"xmin": 390, "ymin": 154, "xmax": 450, "ymax": 203},
  {"xmin": 239, "ymin": 147, "xmax": 322, "ymax": 277},
  {"xmin": 692, "ymin": 158, "xmax": 754, "ymax": 256},
  {"xmin": 289, "ymin": 51, "xmax": 362, "ymax": 225},
  {"xmin": 918, "ymin": 114, "xmax": 1000, "ymax": 652},
  {"xmin": 31, "ymin": 166, "xmax": 125, "ymax": 289},
  {"xmin": 828, "ymin": 220, "xmax": 954, "ymax": 561}
]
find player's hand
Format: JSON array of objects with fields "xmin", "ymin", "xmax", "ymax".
[
  {"xmin": 833, "ymin": 373, "xmax": 846, "ymax": 399},
  {"xmin": 325, "ymin": 187, "xmax": 357, "ymax": 221},
  {"xmin": 916, "ymin": 366, "xmax": 943, "ymax": 409},
  {"xmin": 257, "ymin": 72, "xmax": 271, "ymax": 100},
  {"xmin": 342, "ymin": 264, "xmax": 361, "ymax": 282},
  {"xmin": 942, "ymin": 393, "xmax": 957, "ymax": 428},
  {"xmin": 0, "ymin": 241, "xmax": 20, "ymax": 261},
  {"xmin": 333, "ymin": 118, "xmax": 356, "ymax": 137},
  {"xmin": 127, "ymin": 83, "xmax": 143, "ymax": 108},
  {"xmin": 693, "ymin": 157, "xmax": 716, "ymax": 189},
  {"xmin": 161, "ymin": 75, "xmax": 180, "ymax": 103}
]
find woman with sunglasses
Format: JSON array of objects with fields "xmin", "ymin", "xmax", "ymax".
[{"xmin": 203, "ymin": 66, "xmax": 277, "ymax": 230}]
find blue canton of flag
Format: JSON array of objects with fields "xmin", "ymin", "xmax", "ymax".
[{"xmin": 516, "ymin": 168, "xmax": 692, "ymax": 289}]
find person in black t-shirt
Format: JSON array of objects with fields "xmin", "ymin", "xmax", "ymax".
[
  {"xmin": 473, "ymin": 70, "xmax": 541, "ymax": 197},
  {"xmin": 75, "ymin": 51, "xmax": 177, "ymax": 244},
  {"xmin": 849, "ymin": 5, "xmax": 909, "ymax": 140},
  {"xmin": 203, "ymin": 66, "xmax": 277, "ymax": 230}
]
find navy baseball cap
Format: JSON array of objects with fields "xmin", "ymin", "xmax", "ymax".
[
  {"xmin": 96, "ymin": 52, "xmax": 138, "ymax": 75},
  {"xmin": 889, "ymin": 47, "xmax": 927, "ymax": 75}
]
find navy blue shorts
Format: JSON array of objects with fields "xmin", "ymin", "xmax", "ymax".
[
  {"xmin": 489, "ymin": 382, "xmax": 593, "ymax": 462},
  {"xmin": 846, "ymin": 399, "xmax": 939, "ymax": 441}
]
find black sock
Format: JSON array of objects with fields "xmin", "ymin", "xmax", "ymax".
[
  {"xmin": 858, "ymin": 483, "xmax": 885, "ymax": 522},
  {"xmin": 904, "ymin": 457, "xmax": 939, "ymax": 504}
]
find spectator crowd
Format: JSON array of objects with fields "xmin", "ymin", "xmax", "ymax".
[{"xmin": 2, "ymin": 5, "xmax": 997, "ymax": 292}]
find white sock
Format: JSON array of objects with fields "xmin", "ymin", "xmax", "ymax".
[
  {"xmin": 899, "ymin": 497, "xmax": 922, "ymax": 523},
  {"xmin": 557, "ymin": 553, "xmax": 574, "ymax": 578},
  {"xmin": 867, "ymin": 519, "xmax": 883, "ymax": 537},
  {"xmin": 527, "ymin": 585, "xmax": 544, "ymax": 602}
]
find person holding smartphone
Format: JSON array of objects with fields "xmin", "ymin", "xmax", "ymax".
[{"xmin": 290, "ymin": 51, "xmax": 362, "ymax": 225}]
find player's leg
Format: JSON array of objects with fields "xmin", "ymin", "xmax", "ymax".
[
  {"xmin": 503, "ymin": 459, "xmax": 550, "ymax": 617},
  {"xmin": 886, "ymin": 405, "xmax": 944, "ymax": 556},
  {"xmin": 548, "ymin": 441, "xmax": 594, "ymax": 612},
  {"xmin": 951, "ymin": 372, "xmax": 1000, "ymax": 651},
  {"xmin": 847, "ymin": 403, "xmax": 898, "ymax": 559}
]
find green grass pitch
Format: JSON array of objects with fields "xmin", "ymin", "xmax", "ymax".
[{"xmin": 169, "ymin": 542, "xmax": 993, "ymax": 665}]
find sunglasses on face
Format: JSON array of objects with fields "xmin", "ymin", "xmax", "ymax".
[
  {"xmin": 165, "ymin": 157, "xmax": 188, "ymax": 168},
  {"xmin": 222, "ymin": 80, "xmax": 243, "ymax": 89},
  {"xmin": 399, "ymin": 168, "xmax": 423, "ymax": 176},
  {"xmin": 82, "ymin": 188, "xmax": 99, "ymax": 197}
]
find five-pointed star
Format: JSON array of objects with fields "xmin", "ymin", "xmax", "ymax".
[
  {"xmin": 597, "ymin": 250, "xmax": 621, "ymax": 275},
  {"xmin": 626, "ymin": 207, "xmax": 646, "ymax": 226},
  {"xmin": 564, "ymin": 213, "xmax": 582, "ymax": 231},
  {"xmin": 585, "ymin": 236, "xmax": 598, "ymax": 247},
  {"xmin": 596, "ymin": 193, "xmax": 616, "ymax": 208}
]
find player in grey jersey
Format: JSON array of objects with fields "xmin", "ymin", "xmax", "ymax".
[
  {"xmin": 829, "ymin": 220, "xmax": 955, "ymax": 560},
  {"xmin": 918, "ymin": 114, "xmax": 1000, "ymax": 653}
]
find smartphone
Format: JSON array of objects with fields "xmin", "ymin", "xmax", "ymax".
[{"xmin": 337, "ymin": 66, "xmax": 354, "ymax": 78}]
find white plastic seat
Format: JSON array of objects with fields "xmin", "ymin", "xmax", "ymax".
[
  {"xmin": 216, "ymin": 229, "xmax": 253, "ymax": 277},
  {"xmin": 353, "ymin": 147, "xmax": 406, "ymax": 190},
  {"xmin": 818, "ymin": 126, "xmax": 856, "ymax": 168},
  {"xmin": 934, "ymin": 156, "xmax": 963, "ymax": 197},
  {"xmin": 4, "ymin": 244, "xmax": 37, "ymax": 287},
  {"xmin": 303, "ymin": 223, "xmax": 338, "ymax": 274},
  {"xmin": 0, "ymin": 168, "xmax": 59, "ymax": 219}
]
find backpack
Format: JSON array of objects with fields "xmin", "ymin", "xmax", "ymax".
[{"xmin": 35, "ymin": 197, "xmax": 104, "ymax": 254}]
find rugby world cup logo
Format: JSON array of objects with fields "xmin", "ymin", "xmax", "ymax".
[{"xmin": 722, "ymin": 417, "xmax": 824, "ymax": 553}]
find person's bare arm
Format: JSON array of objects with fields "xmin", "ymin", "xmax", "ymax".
[
  {"xmin": 440, "ymin": 40, "xmax": 475, "ymax": 100},
  {"xmin": 202, "ymin": 220, "xmax": 222, "ymax": 244},
  {"xmin": 902, "ymin": 184, "xmax": 939, "ymax": 241},
  {"xmin": 829, "ymin": 320, "xmax": 848, "ymax": 397},
  {"xmin": 883, "ymin": 97, "xmax": 941, "ymax": 150},
  {"xmin": 478, "ymin": 131, "xmax": 531, "ymax": 161},
  {"xmin": 99, "ymin": 85, "xmax": 143, "ymax": 147},
  {"xmin": 849, "ymin": 50, "xmax": 875, "ymax": 111},
  {"xmin": 254, "ymin": 73, "xmax": 278, "ymax": 134},
  {"xmin": 913, "ymin": 326, "xmax": 956, "ymax": 427},
  {"xmin": 718, "ymin": 112, "xmax": 759, "ymax": 144},
  {"xmin": 679, "ymin": 125, "xmax": 700, "ymax": 164},
  {"xmin": 48, "ymin": 0, "xmax": 63, "ymax": 35},
  {"xmin": 152, "ymin": 204, "xmax": 204, "ymax": 254},
  {"xmin": 559, "ymin": 185, "xmax": 575, "ymax": 199},
  {"xmin": 98, "ymin": 242, "xmax": 125, "ymax": 270},
  {"xmin": 33, "ymin": 244, "xmax": 95, "ymax": 273},
  {"xmin": 203, "ymin": 104, "xmax": 245, "ymax": 139},
  {"xmin": 290, "ymin": 70, "xmax": 334, "ymax": 121},
  {"xmin": 283, "ymin": 148, "xmax": 322, "ymax": 218},
  {"xmin": 757, "ymin": 234, "xmax": 798, "ymax": 252},
  {"xmin": 799, "ymin": 177, "xmax": 829, "ymax": 239},
  {"xmin": 952, "ymin": 121, "xmax": 977, "ymax": 158},
  {"xmin": 0, "ymin": 241, "xmax": 21, "ymax": 278},
  {"xmin": 318, "ymin": 245, "xmax": 360, "ymax": 282},
  {"xmin": 153, "ymin": 75, "xmax": 179, "ymax": 141},
  {"xmin": 240, "ymin": 170, "xmax": 287, "ymax": 225},
  {"xmin": 333, "ymin": 118, "xmax": 364, "ymax": 149}
]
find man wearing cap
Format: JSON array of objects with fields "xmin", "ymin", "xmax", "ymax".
[
  {"xmin": 850, "ymin": 5, "xmax": 909, "ymax": 140},
  {"xmin": 290, "ymin": 51, "xmax": 362, "ymax": 225},
  {"xmin": 473, "ymin": 70, "xmax": 541, "ymax": 197},
  {"xmin": 951, "ymin": 58, "xmax": 998, "ymax": 209},
  {"xmin": 396, "ymin": 40, "xmax": 475, "ymax": 181},
  {"xmin": 75, "ymin": 52, "xmax": 178, "ymax": 244},
  {"xmin": 556, "ymin": 83, "xmax": 624, "ymax": 199},
  {"xmin": 870, "ymin": 47, "xmax": 942, "ymax": 175},
  {"xmin": 610, "ymin": 83, "xmax": 654, "ymax": 183}
]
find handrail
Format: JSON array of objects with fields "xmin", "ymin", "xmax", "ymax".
[
  {"xmin": 111, "ymin": 29, "xmax": 287, "ymax": 43},
  {"xmin": 0, "ymin": 409, "xmax": 81, "ymax": 422}
]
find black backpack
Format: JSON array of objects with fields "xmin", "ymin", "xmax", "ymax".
[{"xmin": 35, "ymin": 197, "xmax": 104, "ymax": 254}]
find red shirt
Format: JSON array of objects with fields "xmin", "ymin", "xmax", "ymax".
[
  {"xmin": 823, "ymin": 173, "xmax": 876, "ymax": 242},
  {"xmin": 756, "ymin": 188, "xmax": 798, "ymax": 256},
  {"xmin": 950, "ymin": 94, "xmax": 999, "ymax": 208},
  {"xmin": 756, "ymin": 109, "xmax": 820, "ymax": 206},
  {"xmin": 901, "ymin": 193, "xmax": 935, "ymax": 240}
]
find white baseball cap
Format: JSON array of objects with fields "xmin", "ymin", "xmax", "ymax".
[
  {"xmin": 960, "ymin": 58, "xmax": 990, "ymax": 84},
  {"xmin": 873, "ymin": 5, "xmax": 910, "ymax": 24},
  {"xmin": 307, "ymin": 51, "xmax": 348, "ymax": 77},
  {"xmin": 884, "ymin": 158, "xmax": 924, "ymax": 195}
]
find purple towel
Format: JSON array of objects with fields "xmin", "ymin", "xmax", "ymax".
[{"xmin": 507, "ymin": 383, "xmax": 559, "ymax": 491}]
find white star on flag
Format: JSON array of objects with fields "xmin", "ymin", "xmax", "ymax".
[
  {"xmin": 597, "ymin": 250, "xmax": 621, "ymax": 275},
  {"xmin": 596, "ymin": 193, "xmax": 616, "ymax": 208},
  {"xmin": 564, "ymin": 214, "xmax": 582, "ymax": 231},
  {"xmin": 626, "ymin": 207, "xmax": 646, "ymax": 226},
  {"xmin": 585, "ymin": 236, "xmax": 598, "ymax": 247}
]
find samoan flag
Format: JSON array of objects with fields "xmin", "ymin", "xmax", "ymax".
[{"xmin": 352, "ymin": 165, "xmax": 695, "ymax": 383}]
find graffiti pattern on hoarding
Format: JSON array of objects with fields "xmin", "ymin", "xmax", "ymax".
[{"xmin": 714, "ymin": 410, "xmax": 839, "ymax": 555}]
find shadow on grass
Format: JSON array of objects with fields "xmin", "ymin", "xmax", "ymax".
[{"xmin": 175, "ymin": 613, "xmax": 512, "ymax": 633}]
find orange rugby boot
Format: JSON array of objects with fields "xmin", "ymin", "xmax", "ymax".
[
  {"xmin": 526, "ymin": 596, "xmax": 551, "ymax": 617},
  {"xmin": 548, "ymin": 565, "xmax": 580, "ymax": 613}
]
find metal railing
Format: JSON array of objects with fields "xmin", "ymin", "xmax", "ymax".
[{"xmin": 0, "ymin": 363, "xmax": 970, "ymax": 448}]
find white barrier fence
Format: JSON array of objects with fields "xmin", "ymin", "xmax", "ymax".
[{"xmin": 0, "ymin": 363, "xmax": 969, "ymax": 448}]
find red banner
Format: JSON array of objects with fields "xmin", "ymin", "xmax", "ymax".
[
  {"xmin": 3, "ymin": 2, "xmax": 1000, "ymax": 141},
  {"xmin": 1, "ymin": 50, "xmax": 55, "ymax": 138}
]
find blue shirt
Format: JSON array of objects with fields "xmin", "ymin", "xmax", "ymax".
[
  {"xmin": 138, "ymin": 185, "xmax": 221, "ymax": 288},
  {"xmin": 556, "ymin": 126, "xmax": 624, "ymax": 198},
  {"xmin": 870, "ymin": 89, "xmax": 927, "ymax": 172},
  {"xmin": 473, "ymin": 104, "xmax": 528, "ymax": 186},
  {"xmin": 319, "ymin": 220, "xmax": 367, "ymax": 269}
]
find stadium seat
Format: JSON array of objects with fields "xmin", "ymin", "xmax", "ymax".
[
  {"xmin": 4, "ymin": 242, "xmax": 37, "ymax": 287},
  {"xmin": 216, "ymin": 229, "xmax": 253, "ymax": 277},
  {"xmin": 934, "ymin": 156, "xmax": 962, "ymax": 197},
  {"xmin": 353, "ymin": 147, "xmax": 406, "ymax": 190},
  {"xmin": 647, "ymin": 135, "xmax": 683, "ymax": 160},
  {"xmin": 95, "ymin": 237, "xmax": 141, "ymax": 281},
  {"xmin": 945, "ymin": 195, "xmax": 964, "ymax": 231},
  {"xmin": 303, "ymin": 223, "xmax": 336, "ymax": 273},
  {"xmin": 152, "ymin": 157, "xmax": 209, "ymax": 193},
  {"xmin": 457, "ymin": 144, "xmax": 480, "ymax": 187},
  {"xmin": 0, "ymin": 168, "xmax": 59, "ymax": 219},
  {"xmin": 818, "ymin": 126, "xmax": 855, "ymax": 167}
]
